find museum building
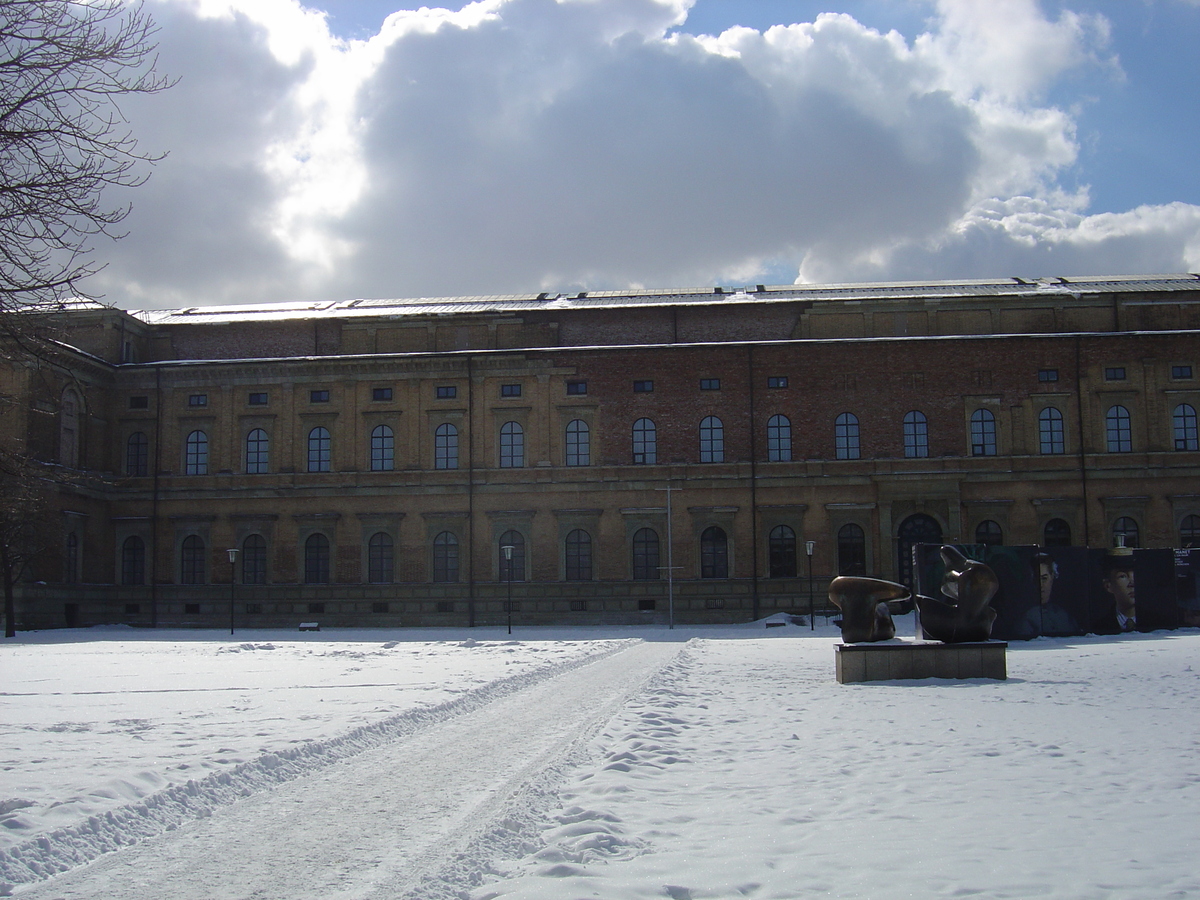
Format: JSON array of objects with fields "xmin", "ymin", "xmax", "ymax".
[{"xmin": 5, "ymin": 273, "xmax": 1200, "ymax": 630}]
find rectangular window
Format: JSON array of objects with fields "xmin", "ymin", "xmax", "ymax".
[
  {"xmin": 310, "ymin": 389, "xmax": 330, "ymax": 403},
  {"xmin": 372, "ymin": 387, "xmax": 392, "ymax": 401},
  {"xmin": 566, "ymin": 381, "xmax": 587, "ymax": 395},
  {"xmin": 308, "ymin": 602, "xmax": 325, "ymax": 614},
  {"xmin": 1038, "ymin": 369, "xmax": 1058, "ymax": 383},
  {"xmin": 245, "ymin": 603, "xmax": 263, "ymax": 615},
  {"xmin": 124, "ymin": 603, "xmax": 140, "ymax": 614},
  {"xmin": 129, "ymin": 395, "xmax": 149, "ymax": 409},
  {"xmin": 436, "ymin": 385, "xmax": 457, "ymax": 399},
  {"xmin": 500, "ymin": 383, "xmax": 522, "ymax": 398},
  {"xmin": 700, "ymin": 378, "xmax": 720, "ymax": 390},
  {"xmin": 372, "ymin": 602, "xmax": 389, "ymax": 613},
  {"xmin": 184, "ymin": 603, "xmax": 200, "ymax": 615},
  {"xmin": 1172, "ymin": 365, "xmax": 1193, "ymax": 380},
  {"xmin": 188, "ymin": 393, "xmax": 207, "ymax": 407},
  {"xmin": 248, "ymin": 392, "xmax": 268, "ymax": 406},
  {"xmin": 570, "ymin": 599, "xmax": 587, "ymax": 611},
  {"xmin": 767, "ymin": 376, "xmax": 788, "ymax": 389},
  {"xmin": 638, "ymin": 599, "xmax": 656, "ymax": 611},
  {"xmin": 633, "ymin": 380, "xmax": 654, "ymax": 393},
  {"xmin": 1104, "ymin": 367, "xmax": 1126, "ymax": 381},
  {"xmin": 436, "ymin": 601, "xmax": 454, "ymax": 613}
]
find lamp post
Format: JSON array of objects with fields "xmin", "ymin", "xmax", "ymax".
[
  {"xmin": 805, "ymin": 541, "xmax": 816, "ymax": 631},
  {"xmin": 501, "ymin": 544, "xmax": 515, "ymax": 635},
  {"xmin": 226, "ymin": 548, "xmax": 239, "ymax": 636}
]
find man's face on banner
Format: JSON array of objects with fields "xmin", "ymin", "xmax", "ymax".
[
  {"xmin": 1104, "ymin": 568, "xmax": 1136, "ymax": 616},
  {"xmin": 1038, "ymin": 562, "xmax": 1055, "ymax": 605}
]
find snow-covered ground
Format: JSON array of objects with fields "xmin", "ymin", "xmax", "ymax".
[{"xmin": 3, "ymin": 618, "xmax": 1199, "ymax": 898}]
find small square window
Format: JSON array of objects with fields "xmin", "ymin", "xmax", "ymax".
[
  {"xmin": 184, "ymin": 603, "xmax": 200, "ymax": 615},
  {"xmin": 436, "ymin": 385, "xmax": 457, "ymax": 399},
  {"xmin": 436, "ymin": 601, "xmax": 454, "ymax": 613},
  {"xmin": 308, "ymin": 602, "xmax": 325, "ymax": 614},
  {"xmin": 1038, "ymin": 369, "xmax": 1059, "ymax": 383},
  {"xmin": 566, "ymin": 381, "xmax": 587, "ymax": 395},
  {"xmin": 188, "ymin": 393, "xmax": 207, "ymax": 408},
  {"xmin": 371, "ymin": 601, "xmax": 389, "ymax": 613},
  {"xmin": 1172, "ymin": 365, "xmax": 1193, "ymax": 380},
  {"xmin": 500, "ymin": 383, "xmax": 522, "ymax": 398},
  {"xmin": 700, "ymin": 378, "xmax": 720, "ymax": 391},
  {"xmin": 767, "ymin": 376, "xmax": 788, "ymax": 389},
  {"xmin": 310, "ymin": 390, "xmax": 330, "ymax": 403},
  {"xmin": 129, "ymin": 395, "xmax": 149, "ymax": 409},
  {"xmin": 248, "ymin": 392, "xmax": 268, "ymax": 406},
  {"xmin": 633, "ymin": 380, "xmax": 654, "ymax": 393},
  {"xmin": 638, "ymin": 599, "xmax": 657, "ymax": 611},
  {"xmin": 1104, "ymin": 367, "xmax": 1126, "ymax": 381},
  {"xmin": 372, "ymin": 387, "xmax": 393, "ymax": 401}
]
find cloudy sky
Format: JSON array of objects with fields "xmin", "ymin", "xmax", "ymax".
[{"xmin": 96, "ymin": 0, "xmax": 1200, "ymax": 309}]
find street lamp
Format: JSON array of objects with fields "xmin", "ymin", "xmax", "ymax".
[
  {"xmin": 501, "ymin": 544, "xmax": 515, "ymax": 635},
  {"xmin": 226, "ymin": 548, "xmax": 239, "ymax": 636},
  {"xmin": 805, "ymin": 541, "xmax": 816, "ymax": 631}
]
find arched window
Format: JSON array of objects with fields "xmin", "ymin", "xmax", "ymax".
[
  {"xmin": 700, "ymin": 526, "xmax": 728, "ymax": 579},
  {"xmin": 1106, "ymin": 406, "xmax": 1132, "ymax": 453},
  {"xmin": 1181, "ymin": 514, "xmax": 1200, "ymax": 549},
  {"xmin": 308, "ymin": 427, "xmax": 331, "ymax": 472},
  {"xmin": 835, "ymin": 413, "xmax": 860, "ymax": 459},
  {"xmin": 1113, "ymin": 517, "xmax": 1139, "ymax": 549},
  {"xmin": 1043, "ymin": 518, "xmax": 1072, "ymax": 547},
  {"xmin": 565, "ymin": 529, "xmax": 592, "ymax": 581},
  {"xmin": 370, "ymin": 425, "xmax": 394, "ymax": 471},
  {"xmin": 1173, "ymin": 404, "xmax": 1199, "ymax": 451},
  {"xmin": 565, "ymin": 420, "xmax": 590, "ymax": 466},
  {"xmin": 59, "ymin": 389, "xmax": 80, "ymax": 467},
  {"xmin": 767, "ymin": 415, "xmax": 792, "ymax": 462},
  {"xmin": 975, "ymin": 520, "xmax": 1003, "ymax": 546},
  {"xmin": 121, "ymin": 536, "xmax": 145, "ymax": 585},
  {"xmin": 632, "ymin": 418, "xmax": 657, "ymax": 465},
  {"xmin": 500, "ymin": 422, "xmax": 524, "ymax": 468},
  {"xmin": 126, "ymin": 432, "xmax": 148, "ymax": 477},
  {"xmin": 970, "ymin": 409, "xmax": 997, "ymax": 456},
  {"xmin": 435, "ymin": 423, "xmax": 458, "ymax": 469},
  {"xmin": 368, "ymin": 532, "xmax": 393, "ymax": 583},
  {"xmin": 768, "ymin": 525, "xmax": 797, "ymax": 578},
  {"xmin": 242, "ymin": 534, "xmax": 267, "ymax": 585},
  {"xmin": 632, "ymin": 528, "xmax": 660, "ymax": 580},
  {"xmin": 837, "ymin": 523, "xmax": 867, "ymax": 576},
  {"xmin": 181, "ymin": 534, "xmax": 205, "ymax": 584},
  {"xmin": 433, "ymin": 532, "xmax": 459, "ymax": 582},
  {"xmin": 498, "ymin": 530, "xmax": 525, "ymax": 582},
  {"xmin": 903, "ymin": 411, "xmax": 928, "ymax": 458},
  {"xmin": 897, "ymin": 514, "xmax": 942, "ymax": 589},
  {"xmin": 1038, "ymin": 408, "xmax": 1065, "ymax": 455},
  {"xmin": 245, "ymin": 428, "xmax": 269, "ymax": 474},
  {"xmin": 699, "ymin": 416, "xmax": 724, "ymax": 463},
  {"xmin": 185, "ymin": 430, "xmax": 208, "ymax": 475},
  {"xmin": 304, "ymin": 533, "xmax": 330, "ymax": 583}
]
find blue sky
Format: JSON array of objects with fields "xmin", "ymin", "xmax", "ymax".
[{"xmin": 101, "ymin": 0, "xmax": 1200, "ymax": 307}]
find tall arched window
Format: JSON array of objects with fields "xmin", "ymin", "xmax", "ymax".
[
  {"xmin": 767, "ymin": 415, "xmax": 792, "ymax": 462},
  {"xmin": 1113, "ymin": 517, "xmax": 1139, "ymax": 548},
  {"xmin": 837, "ymin": 523, "xmax": 867, "ymax": 576},
  {"xmin": 1173, "ymin": 404, "xmax": 1199, "ymax": 451},
  {"xmin": 1181, "ymin": 514, "xmax": 1200, "ymax": 548},
  {"xmin": 308, "ymin": 427, "xmax": 331, "ymax": 472},
  {"xmin": 632, "ymin": 418, "xmax": 657, "ymax": 465},
  {"xmin": 498, "ymin": 530, "xmax": 526, "ymax": 582},
  {"xmin": 370, "ymin": 425, "xmax": 394, "ymax": 471},
  {"xmin": 180, "ymin": 534, "xmax": 205, "ymax": 584},
  {"xmin": 304, "ymin": 533, "xmax": 330, "ymax": 583},
  {"xmin": 1043, "ymin": 518, "xmax": 1072, "ymax": 547},
  {"xmin": 768, "ymin": 525, "xmax": 797, "ymax": 578},
  {"xmin": 1106, "ymin": 406, "xmax": 1132, "ymax": 453},
  {"xmin": 700, "ymin": 526, "xmax": 728, "ymax": 578},
  {"xmin": 245, "ymin": 428, "xmax": 269, "ymax": 474},
  {"xmin": 897, "ymin": 514, "xmax": 942, "ymax": 588},
  {"xmin": 435, "ymin": 423, "xmax": 458, "ymax": 470},
  {"xmin": 126, "ymin": 432, "xmax": 148, "ymax": 477},
  {"xmin": 368, "ymin": 532, "xmax": 393, "ymax": 583},
  {"xmin": 903, "ymin": 410, "xmax": 928, "ymax": 458},
  {"xmin": 242, "ymin": 534, "xmax": 267, "ymax": 585},
  {"xmin": 1038, "ymin": 408, "xmax": 1065, "ymax": 455},
  {"xmin": 433, "ymin": 532, "xmax": 459, "ymax": 582},
  {"xmin": 59, "ymin": 389, "xmax": 80, "ymax": 467},
  {"xmin": 632, "ymin": 528, "xmax": 660, "ymax": 580},
  {"xmin": 699, "ymin": 416, "xmax": 724, "ymax": 463},
  {"xmin": 835, "ymin": 413, "xmax": 860, "ymax": 459},
  {"xmin": 500, "ymin": 422, "xmax": 524, "ymax": 468},
  {"xmin": 975, "ymin": 520, "xmax": 1003, "ymax": 546},
  {"xmin": 185, "ymin": 430, "xmax": 208, "ymax": 475},
  {"xmin": 121, "ymin": 536, "xmax": 145, "ymax": 585},
  {"xmin": 565, "ymin": 420, "xmax": 590, "ymax": 466},
  {"xmin": 565, "ymin": 529, "xmax": 592, "ymax": 581},
  {"xmin": 970, "ymin": 409, "xmax": 997, "ymax": 456}
]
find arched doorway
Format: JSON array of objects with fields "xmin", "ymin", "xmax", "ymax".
[{"xmin": 897, "ymin": 514, "xmax": 943, "ymax": 589}]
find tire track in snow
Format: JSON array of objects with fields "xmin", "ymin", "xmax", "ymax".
[{"xmin": 12, "ymin": 639, "xmax": 681, "ymax": 900}]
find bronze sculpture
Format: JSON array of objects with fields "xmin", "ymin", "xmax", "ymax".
[{"xmin": 827, "ymin": 577, "xmax": 915, "ymax": 642}]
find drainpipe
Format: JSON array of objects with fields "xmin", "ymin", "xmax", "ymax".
[
  {"xmin": 1074, "ymin": 336, "xmax": 1091, "ymax": 546},
  {"xmin": 747, "ymin": 345, "xmax": 760, "ymax": 621},
  {"xmin": 467, "ymin": 354, "xmax": 476, "ymax": 627}
]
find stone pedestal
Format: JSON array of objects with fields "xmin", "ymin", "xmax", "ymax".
[{"xmin": 835, "ymin": 641, "xmax": 1007, "ymax": 683}]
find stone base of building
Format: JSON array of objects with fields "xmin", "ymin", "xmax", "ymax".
[{"xmin": 835, "ymin": 641, "xmax": 1007, "ymax": 683}]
